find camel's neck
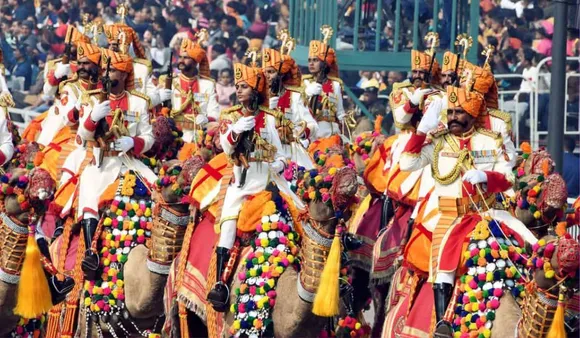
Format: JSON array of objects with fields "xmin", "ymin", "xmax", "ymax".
[
  {"xmin": 518, "ymin": 286, "xmax": 559, "ymax": 338},
  {"xmin": 298, "ymin": 218, "xmax": 336, "ymax": 297}
]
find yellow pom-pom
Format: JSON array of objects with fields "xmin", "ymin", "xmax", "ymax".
[
  {"xmin": 258, "ymin": 256, "xmax": 265, "ymax": 264},
  {"xmin": 104, "ymin": 218, "xmax": 112, "ymax": 226},
  {"xmin": 483, "ymin": 329, "xmax": 491, "ymax": 338},
  {"xmin": 150, "ymin": 158, "xmax": 157, "ymax": 166},
  {"xmin": 116, "ymin": 280, "xmax": 124, "ymax": 288},
  {"xmin": 288, "ymin": 255, "xmax": 295, "ymax": 263},
  {"xmin": 262, "ymin": 222, "xmax": 271, "ymax": 231},
  {"xmin": 533, "ymin": 211, "xmax": 542, "ymax": 219},
  {"xmin": 545, "ymin": 270, "xmax": 555, "ymax": 279},
  {"xmin": 232, "ymin": 320, "xmax": 241, "ymax": 330},
  {"xmin": 308, "ymin": 191, "xmax": 315, "ymax": 200},
  {"xmin": 84, "ymin": 297, "xmax": 91, "ymax": 306},
  {"xmin": 355, "ymin": 323, "xmax": 362, "ymax": 330},
  {"xmin": 328, "ymin": 167, "xmax": 337, "ymax": 175},
  {"xmin": 538, "ymin": 239, "xmax": 546, "ymax": 246},
  {"xmin": 103, "ymin": 258, "xmax": 111, "ymax": 266},
  {"xmin": 145, "ymin": 208, "xmax": 152, "ymax": 217}
]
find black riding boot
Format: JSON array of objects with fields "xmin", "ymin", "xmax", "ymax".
[
  {"xmin": 207, "ymin": 247, "xmax": 230, "ymax": 312},
  {"xmin": 36, "ymin": 236, "xmax": 76, "ymax": 304},
  {"xmin": 81, "ymin": 218, "xmax": 100, "ymax": 280},
  {"xmin": 433, "ymin": 283, "xmax": 454, "ymax": 337}
]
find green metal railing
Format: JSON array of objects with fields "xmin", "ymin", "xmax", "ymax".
[{"xmin": 288, "ymin": 0, "xmax": 480, "ymax": 71}]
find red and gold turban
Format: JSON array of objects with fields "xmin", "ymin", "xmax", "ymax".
[
  {"xmin": 103, "ymin": 24, "xmax": 146, "ymax": 59},
  {"xmin": 462, "ymin": 61, "xmax": 498, "ymax": 109},
  {"xmin": 308, "ymin": 40, "xmax": 338, "ymax": 77},
  {"xmin": 180, "ymin": 38, "xmax": 209, "ymax": 77},
  {"xmin": 441, "ymin": 51, "xmax": 464, "ymax": 74},
  {"xmin": 76, "ymin": 42, "xmax": 101, "ymax": 65},
  {"xmin": 447, "ymin": 86, "xmax": 485, "ymax": 118},
  {"xmin": 101, "ymin": 49, "xmax": 134, "ymax": 90},
  {"xmin": 262, "ymin": 48, "xmax": 301, "ymax": 87}
]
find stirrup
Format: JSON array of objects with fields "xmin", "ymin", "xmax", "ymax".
[{"xmin": 433, "ymin": 320, "xmax": 453, "ymax": 338}]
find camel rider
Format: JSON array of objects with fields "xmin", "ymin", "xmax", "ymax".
[
  {"xmin": 36, "ymin": 42, "xmax": 104, "ymax": 184},
  {"xmin": 262, "ymin": 46, "xmax": 317, "ymax": 169},
  {"xmin": 207, "ymin": 63, "xmax": 286, "ymax": 311},
  {"xmin": 399, "ymin": 86, "xmax": 535, "ymax": 337},
  {"xmin": 302, "ymin": 27, "xmax": 345, "ymax": 140},
  {"xmin": 22, "ymin": 27, "xmax": 91, "ymax": 145},
  {"xmin": 159, "ymin": 37, "xmax": 220, "ymax": 160},
  {"xmin": 43, "ymin": 26, "xmax": 91, "ymax": 97},
  {"xmin": 76, "ymin": 49, "xmax": 156, "ymax": 280},
  {"xmin": 103, "ymin": 23, "xmax": 168, "ymax": 108}
]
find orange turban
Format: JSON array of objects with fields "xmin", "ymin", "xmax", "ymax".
[
  {"xmin": 308, "ymin": 40, "xmax": 339, "ymax": 77},
  {"xmin": 76, "ymin": 42, "xmax": 101, "ymax": 65},
  {"xmin": 180, "ymin": 38, "xmax": 209, "ymax": 77},
  {"xmin": 441, "ymin": 51, "xmax": 464, "ymax": 74},
  {"xmin": 103, "ymin": 24, "xmax": 146, "ymax": 59},
  {"xmin": 234, "ymin": 63, "xmax": 268, "ymax": 103},
  {"xmin": 67, "ymin": 26, "xmax": 90, "ymax": 46},
  {"xmin": 262, "ymin": 48, "xmax": 301, "ymax": 87},
  {"xmin": 462, "ymin": 62, "xmax": 498, "ymax": 109},
  {"xmin": 411, "ymin": 49, "xmax": 440, "ymax": 83},
  {"xmin": 447, "ymin": 86, "xmax": 485, "ymax": 118},
  {"xmin": 101, "ymin": 49, "xmax": 134, "ymax": 90}
]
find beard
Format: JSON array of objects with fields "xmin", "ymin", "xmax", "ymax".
[
  {"xmin": 111, "ymin": 79, "xmax": 120, "ymax": 88},
  {"xmin": 178, "ymin": 62, "xmax": 193, "ymax": 72},
  {"xmin": 78, "ymin": 68, "xmax": 98, "ymax": 80}
]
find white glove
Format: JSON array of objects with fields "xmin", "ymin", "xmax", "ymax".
[
  {"xmin": 305, "ymin": 82, "xmax": 322, "ymax": 97},
  {"xmin": 299, "ymin": 138, "xmax": 310, "ymax": 149},
  {"xmin": 270, "ymin": 160, "xmax": 285, "ymax": 174},
  {"xmin": 113, "ymin": 136, "xmax": 135, "ymax": 153},
  {"xmin": 462, "ymin": 169, "xmax": 487, "ymax": 185},
  {"xmin": 74, "ymin": 97, "xmax": 82, "ymax": 112},
  {"xmin": 231, "ymin": 116, "xmax": 255, "ymax": 134},
  {"xmin": 409, "ymin": 88, "xmax": 431, "ymax": 106},
  {"xmin": 159, "ymin": 88, "xmax": 172, "ymax": 102},
  {"xmin": 417, "ymin": 101, "xmax": 440, "ymax": 134},
  {"xmin": 90, "ymin": 100, "xmax": 111, "ymax": 122},
  {"xmin": 269, "ymin": 96, "xmax": 279, "ymax": 110},
  {"xmin": 195, "ymin": 114, "xmax": 208, "ymax": 125},
  {"xmin": 54, "ymin": 63, "xmax": 71, "ymax": 79}
]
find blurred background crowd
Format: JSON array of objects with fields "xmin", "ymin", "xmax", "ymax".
[{"xmin": 0, "ymin": 0, "xmax": 578, "ymax": 193}]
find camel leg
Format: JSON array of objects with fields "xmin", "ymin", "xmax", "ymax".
[
  {"xmin": 491, "ymin": 293, "xmax": 521, "ymax": 337},
  {"xmin": 0, "ymin": 281, "xmax": 18, "ymax": 336}
]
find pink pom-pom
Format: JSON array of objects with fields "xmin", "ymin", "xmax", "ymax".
[
  {"xmin": 238, "ymin": 303, "xmax": 246, "ymax": 313},
  {"xmin": 490, "ymin": 241, "xmax": 500, "ymax": 250},
  {"xmin": 469, "ymin": 280, "xmax": 478, "ymax": 289},
  {"xmin": 104, "ymin": 304, "xmax": 111, "ymax": 312},
  {"xmin": 272, "ymin": 249, "xmax": 280, "ymax": 257},
  {"xmin": 238, "ymin": 272, "xmax": 246, "ymax": 281},
  {"xmin": 255, "ymin": 239, "xmax": 262, "ymax": 247},
  {"xmin": 249, "ymin": 286, "xmax": 256, "ymax": 295},
  {"xmin": 479, "ymin": 302, "xmax": 486, "ymax": 311},
  {"xmin": 124, "ymin": 240, "xmax": 131, "ymax": 247},
  {"xmin": 103, "ymin": 288, "xmax": 111, "ymax": 295},
  {"xmin": 478, "ymin": 273, "xmax": 486, "ymax": 282},
  {"xmin": 493, "ymin": 288, "xmax": 503, "ymax": 298},
  {"xmin": 470, "ymin": 248, "xmax": 479, "ymax": 257},
  {"xmin": 454, "ymin": 318, "xmax": 462, "ymax": 326},
  {"xmin": 279, "ymin": 237, "xmax": 288, "ymax": 244},
  {"xmin": 535, "ymin": 258, "xmax": 544, "ymax": 269},
  {"xmin": 137, "ymin": 235, "xmax": 145, "ymax": 244},
  {"xmin": 267, "ymin": 290, "xmax": 277, "ymax": 298},
  {"xmin": 476, "ymin": 318, "xmax": 483, "ymax": 328},
  {"xmin": 281, "ymin": 258, "xmax": 289, "ymax": 266},
  {"xmin": 489, "ymin": 299, "xmax": 500, "ymax": 309},
  {"xmin": 532, "ymin": 243, "xmax": 540, "ymax": 252},
  {"xmin": 96, "ymin": 300, "xmax": 105, "ymax": 308},
  {"xmin": 463, "ymin": 295, "xmax": 470, "ymax": 304},
  {"xmin": 110, "ymin": 255, "xmax": 117, "ymax": 262},
  {"xmin": 544, "ymin": 243, "xmax": 555, "ymax": 258},
  {"xmin": 256, "ymin": 224, "xmax": 263, "ymax": 232},
  {"xmin": 122, "ymin": 210, "xmax": 128, "ymax": 217},
  {"xmin": 269, "ymin": 298, "xmax": 275, "ymax": 307},
  {"xmin": 117, "ymin": 293, "xmax": 125, "ymax": 301},
  {"xmin": 112, "ymin": 219, "xmax": 119, "ymax": 226}
]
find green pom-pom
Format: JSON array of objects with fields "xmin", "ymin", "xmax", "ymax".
[
  {"xmin": 529, "ymin": 205, "xmax": 537, "ymax": 213},
  {"xmin": 522, "ymin": 153, "xmax": 529, "ymax": 159},
  {"xmin": 519, "ymin": 182, "xmax": 528, "ymax": 189},
  {"xmin": 537, "ymin": 175, "xmax": 544, "ymax": 182},
  {"xmin": 120, "ymin": 254, "xmax": 128, "ymax": 263},
  {"xmin": 487, "ymin": 311, "xmax": 495, "ymax": 321}
]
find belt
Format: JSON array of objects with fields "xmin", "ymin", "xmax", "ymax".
[
  {"xmin": 316, "ymin": 116, "xmax": 338, "ymax": 123},
  {"xmin": 438, "ymin": 194, "xmax": 496, "ymax": 216}
]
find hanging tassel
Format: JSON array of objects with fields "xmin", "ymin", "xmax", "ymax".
[
  {"xmin": 374, "ymin": 115, "xmax": 384, "ymax": 133},
  {"xmin": 14, "ymin": 223, "xmax": 53, "ymax": 318},
  {"xmin": 312, "ymin": 226, "xmax": 342, "ymax": 317},
  {"xmin": 547, "ymin": 285, "xmax": 567, "ymax": 338}
]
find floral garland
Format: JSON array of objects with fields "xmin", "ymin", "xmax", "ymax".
[
  {"xmin": 527, "ymin": 239, "xmax": 557, "ymax": 279},
  {"xmin": 82, "ymin": 174, "xmax": 155, "ymax": 335},
  {"xmin": 154, "ymin": 165, "xmax": 189, "ymax": 203},
  {"xmin": 0, "ymin": 173, "xmax": 30, "ymax": 210},
  {"xmin": 451, "ymin": 218, "xmax": 528, "ymax": 337},
  {"xmin": 230, "ymin": 195, "xmax": 300, "ymax": 337}
]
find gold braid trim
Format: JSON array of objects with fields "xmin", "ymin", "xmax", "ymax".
[
  {"xmin": 0, "ymin": 215, "xmax": 28, "ymax": 276},
  {"xmin": 488, "ymin": 108, "xmax": 513, "ymax": 134},
  {"xmin": 148, "ymin": 204, "xmax": 188, "ymax": 265},
  {"xmin": 432, "ymin": 135, "xmax": 470, "ymax": 185}
]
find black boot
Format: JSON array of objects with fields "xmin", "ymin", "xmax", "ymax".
[
  {"xmin": 48, "ymin": 274, "xmax": 75, "ymax": 305},
  {"xmin": 81, "ymin": 218, "xmax": 100, "ymax": 280},
  {"xmin": 207, "ymin": 247, "xmax": 230, "ymax": 312},
  {"xmin": 433, "ymin": 283, "xmax": 454, "ymax": 338}
]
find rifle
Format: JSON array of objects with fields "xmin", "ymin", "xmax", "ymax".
[
  {"xmin": 234, "ymin": 75, "xmax": 261, "ymax": 188},
  {"xmin": 95, "ymin": 58, "xmax": 112, "ymax": 168},
  {"xmin": 62, "ymin": 27, "xmax": 73, "ymax": 65},
  {"xmin": 452, "ymin": 52, "xmax": 461, "ymax": 86},
  {"xmin": 163, "ymin": 50, "xmax": 173, "ymax": 108}
]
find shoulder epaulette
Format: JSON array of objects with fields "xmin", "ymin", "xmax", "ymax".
[
  {"xmin": 392, "ymin": 80, "xmax": 412, "ymax": 91},
  {"xmin": 46, "ymin": 58, "xmax": 63, "ymax": 73},
  {"xmin": 58, "ymin": 77, "xmax": 77, "ymax": 93},
  {"xmin": 488, "ymin": 109, "xmax": 512, "ymax": 126},
  {"xmin": 222, "ymin": 104, "xmax": 242, "ymax": 115},
  {"xmin": 199, "ymin": 75, "xmax": 216, "ymax": 83},
  {"xmin": 430, "ymin": 128, "xmax": 449, "ymax": 139},
  {"xmin": 219, "ymin": 105, "xmax": 242, "ymax": 122},
  {"xmin": 259, "ymin": 106, "xmax": 284, "ymax": 119},
  {"xmin": 285, "ymin": 85, "xmax": 304, "ymax": 95},
  {"xmin": 130, "ymin": 90, "xmax": 152, "ymax": 108},
  {"xmin": 302, "ymin": 74, "xmax": 314, "ymax": 81},
  {"xmin": 328, "ymin": 76, "xmax": 343, "ymax": 86}
]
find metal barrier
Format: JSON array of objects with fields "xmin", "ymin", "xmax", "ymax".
[
  {"xmin": 7, "ymin": 107, "xmax": 42, "ymax": 133},
  {"xmin": 495, "ymin": 74, "xmax": 529, "ymax": 148}
]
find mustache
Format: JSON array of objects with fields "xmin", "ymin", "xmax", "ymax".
[{"xmin": 448, "ymin": 120, "xmax": 468, "ymax": 128}]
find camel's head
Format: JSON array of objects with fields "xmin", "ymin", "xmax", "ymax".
[
  {"xmin": 1, "ymin": 167, "xmax": 55, "ymax": 224},
  {"xmin": 513, "ymin": 145, "xmax": 568, "ymax": 236},
  {"xmin": 530, "ymin": 235, "xmax": 579, "ymax": 295},
  {"xmin": 155, "ymin": 155, "xmax": 206, "ymax": 205},
  {"xmin": 145, "ymin": 116, "xmax": 183, "ymax": 163},
  {"xmin": 196, "ymin": 121, "xmax": 223, "ymax": 162},
  {"xmin": 347, "ymin": 131, "xmax": 385, "ymax": 176}
]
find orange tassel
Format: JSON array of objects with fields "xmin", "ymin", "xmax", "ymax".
[
  {"xmin": 14, "ymin": 226, "xmax": 53, "ymax": 318},
  {"xmin": 547, "ymin": 286, "xmax": 567, "ymax": 338},
  {"xmin": 374, "ymin": 115, "xmax": 384, "ymax": 133}
]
